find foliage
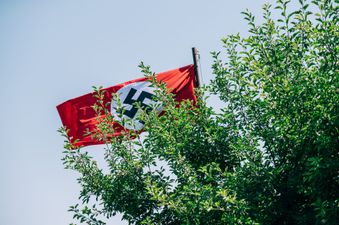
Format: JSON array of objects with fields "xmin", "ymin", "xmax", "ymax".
[
  {"xmin": 60, "ymin": 0, "xmax": 338, "ymax": 224},
  {"xmin": 210, "ymin": 0, "xmax": 338, "ymax": 224}
]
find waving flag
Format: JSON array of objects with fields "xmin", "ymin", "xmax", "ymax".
[{"xmin": 57, "ymin": 64, "xmax": 197, "ymax": 147}]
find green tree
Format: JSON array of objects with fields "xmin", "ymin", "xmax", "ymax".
[{"xmin": 60, "ymin": 0, "xmax": 338, "ymax": 224}]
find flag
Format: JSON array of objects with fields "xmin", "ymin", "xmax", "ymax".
[{"xmin": 57, "ymin": 64, "xmax": 197, "ymax": 147}]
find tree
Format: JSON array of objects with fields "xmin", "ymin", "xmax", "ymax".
[{"xmin": 60, "ymin": 0, "xmax": 338, "ymax": 224}]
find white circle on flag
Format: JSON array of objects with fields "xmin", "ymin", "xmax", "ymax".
[{"xmin": 111, "ymin": 81, "xmax": 162, "ymax": 130}]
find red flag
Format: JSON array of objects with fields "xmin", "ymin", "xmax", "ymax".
[{"xmin": 57, "ymin": 64, "xmax": 197, "ymax": 147}]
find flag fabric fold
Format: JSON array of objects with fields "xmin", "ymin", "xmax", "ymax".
[{"xmin": 57, "ymin": 64, "xmax": 197, "ymax": 147}]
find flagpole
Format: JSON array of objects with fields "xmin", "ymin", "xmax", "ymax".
[{"xmin": 192, "ymin": 47, "xmax": 201, "ymax": 88}]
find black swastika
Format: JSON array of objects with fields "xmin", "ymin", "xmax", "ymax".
[{"xmin": 122, "ymin": 88, "xmax": 155, "ymax": 119}]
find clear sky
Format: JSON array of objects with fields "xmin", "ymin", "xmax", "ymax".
[{"xmin": 0, "ymin": 0, "xmax": 297, "ymax": 224}]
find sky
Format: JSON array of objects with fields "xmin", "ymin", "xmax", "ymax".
[{"xmin": 0, "ymin": 0, "xmax": 297, "ymax": 224}]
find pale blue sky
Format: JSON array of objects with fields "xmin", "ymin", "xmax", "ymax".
[{"xmin": 0, "ymin": 0, "xmax": 297, "ymax": 224}]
